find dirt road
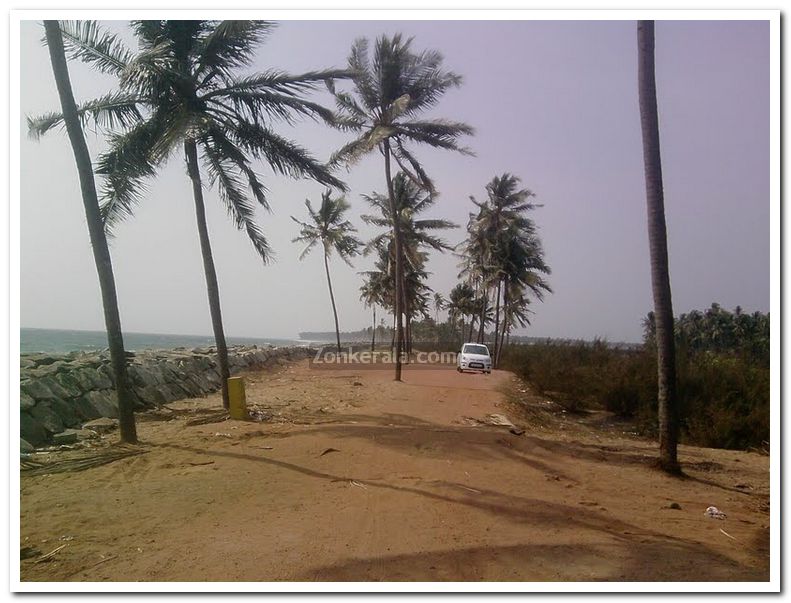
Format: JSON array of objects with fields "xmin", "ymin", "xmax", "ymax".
[{"xmin": 19, "ymin": 361, "xmax": 770, "ymax": 582}]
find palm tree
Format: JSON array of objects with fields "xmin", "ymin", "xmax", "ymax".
[
  {"xmin": 463, "ymin": 174, "xmax": 551, "ymax": 366},
  {"xmin": 329, "ymin": 33, "xmax": 473, "ymax": 380},
  {"xmin": 360, "ymin": 273, "xmax": 387, "ymax": 352},
  {"xmin": 362, "ymin": 172, "xmax": 457, "ymax": 353},
  {"xmin": 292, "ymin": 190, "xmax": 361, "ymax": 353},
  {"xmin": 33, "ymin": 21, "xmax": 138, "ymax": 443},
  {"xmin": 433, "ymin": 292, "xmax": 446, "ymax": 324},
  {"xmin": 29, "ymin": 20, "xmax": 348, "ymax": 409},
  {"xmin": 638, "ymin": 20, "xmax": 680, "ymax": 474}
]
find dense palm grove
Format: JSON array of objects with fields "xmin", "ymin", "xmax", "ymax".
[{"xmin": 30, "ymin": 19, "xmax": 769, "ymax": 460}]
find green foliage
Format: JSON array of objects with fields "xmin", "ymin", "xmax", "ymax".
[{"xmin": 501, "ymin": 314, "xmax": 770, "ymax": 451}]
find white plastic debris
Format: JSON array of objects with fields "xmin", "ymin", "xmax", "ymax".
[{"xmin": 704, "ymin": 506, "xmax": 727, "ymax": 520}]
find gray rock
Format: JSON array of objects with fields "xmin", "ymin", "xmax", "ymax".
[
  {"xmin": 20, "ymin": 438, "xmax": 35, "ymax": 453},
  {"xmin": 73, "ymin": 367, "xmax": 113, "ymax": 391},
  {"xmin": 20, "ymin": 412, "xmax": 48, "ymax": 446},
  {"xmin": 72, "ymin": 395, "xmax": 102, "ymax": 421},
  {"xmin": 30, "ymin": 401, "xmax": 64, "ymax": 434},
  {"xmin": 20, "ymin": 392, "xmax": 36, "ymax": 411},
  {"xmin": 20, "ymin": 379, "xmax": 56, "ymax": 400},
  {"xmin": 82, "ymin": 417, "xmax": 119, "ymax": 433},
  {"xmin": 52, "ymin": 372, "xmax": 84, "ymax": 398},
  {"xmin": 52, "ymin": 430, "xmax": 78, "ymax": 445},
  {"xmin": 135, "ymin": 384, "xmax": 166, "ymax": 406},
  {"xmin": 56, "ymin": 428, "xmax": 99, "ymax": 444},
  {"xmin": 83, "ymin": 390, "xmax": 119, "ymax": 418},
  {"xmin": 49, "ymin": 398, "xmax": 81, "ymax": 428}
]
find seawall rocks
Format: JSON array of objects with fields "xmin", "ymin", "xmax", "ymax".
[{"xmin": 19, "ymin": 345, "xmax": 315, "ymax": 448}]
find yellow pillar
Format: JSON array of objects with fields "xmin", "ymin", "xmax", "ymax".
[{"xmin": 228, "ymin": 377, "xmax": 247, "ymax": 420}]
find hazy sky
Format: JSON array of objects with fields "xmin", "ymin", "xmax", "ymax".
[{"xmin": 18, "ymin": 19, "xmax": 770, "ymax": 343}]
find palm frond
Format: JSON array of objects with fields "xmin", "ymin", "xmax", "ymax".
[
  {"xmin": 58, "ymin": 20, "xmax": 132, "ymax": 76},
  {"xmin": 27, "ymin": 91, "xmax": 143, "ymax": 140},
  {"xmin": 232, "ymin": 120, "xmax": 346, "ymax": 190},
  {"xmin": 201, "ymin": 141, "xmax": 272, "ymax": 262},
  {"xmin": 196, "ymin": 20, "xmax": 275, "ymax": 75}
]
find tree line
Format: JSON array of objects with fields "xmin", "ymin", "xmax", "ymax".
[{"xmin": 31, "ymin": 19, "xmax": 701, "ymax": 474}]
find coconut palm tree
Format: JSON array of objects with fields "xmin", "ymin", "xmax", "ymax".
[
  {"xmin": 433, "ymin": 292, "xmax": 446, "ymax": 324},
  {"xmin": 33, "ymin": 21, "xmax": 138, "ymax": 443},
  {"xmin": 360, "ymin": 273, "xmax": 388, "ymax": 352},
  {"xmin": 28, "ymin": 20, "xmax": 348, "ymax": 409},
  {"xmin": 329, "ymin": 33, "xmax": 473, "ymax": 380},
  {"xmin": 637, "ymin": 20, "xmax": 679, "ymax": 474},
  {"xmin": 362, "ymin": 172, "xmax": 457, "ymax": 352},
  {"xmin": 292, "ymin": 190, "xmax": 361, "ymax": 353},
  {"xmin": 463, "ymin": 174, "xmax": 551, "ymax": 365}
]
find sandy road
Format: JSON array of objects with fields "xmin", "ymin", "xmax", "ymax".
[{"xmin": 20, "ymin": 360, "xmax": 770, "ymax": 583}]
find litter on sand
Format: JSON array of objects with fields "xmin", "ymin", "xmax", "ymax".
[
  {"xmin": 705, "ymin": 506, "xmax": 727, "ymax": 520},
  {"xmin": 349, "ymin": 480, "xmax": 367, "ymax": 489},
  {"xmin": 719, "ymin": 528, "xmax": 738, "ymax": 541}
]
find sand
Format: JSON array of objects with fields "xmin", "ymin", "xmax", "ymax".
[{"xmin": 19, "ymin": 360, "xmax": 770, "ymax": 583}]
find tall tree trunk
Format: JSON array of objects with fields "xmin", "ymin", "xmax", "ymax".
[
  {"xmin": 478, "ymin": 289, "xmax": 488, "ymax": 343},
  {"xmin": 322, "ymin": 251, "xmax": 342, "ymax": 353},
  {"xmin": 493, "ymin": 279, "xmax": 502, "ymax": 355},
  {"xmin": 383, "ymin": 140, "xmax": 405, "ymax": 381},
  {"xmin": 496, "ymin": 276, "xmax": 509, "ymax": 368},
  {"xmin": 43, "ymin": 21, "xmax": 137, "ymax": 443},
  {"xmin": 371, "ymin": 305, "xmax": 376, "ymax": 352},
  {"xmin": 468, "ymin": 315, "xmax": 476, "ymax": 342},
  {"xmin": 184, "ymin": 139, "xmax": 231, "ymax": 410},
  {"xmin": 391, "ymin": 312, "xmax": 396, "ymax": 351},
  {"xmin": 638, "ymin": 20, "xmax": 680, "ymax": 474}
]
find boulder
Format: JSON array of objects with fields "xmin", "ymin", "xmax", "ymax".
[
  {"xmin": 49, "ymin": 397, "xmax": 81, "ymax": 428},
  {"xmin": 30, "ymin": 401, "xmax": 64, "ymax": 434},
  {"xmin": 82, "ymin": 417, "xmax": 118, "ymax": 434},
  {"xmin": 54, "ymin": 428, "xmax": 98, "ymax": 444},
  {"xmin": 52, "ymin": 430, "xmax": 78, "ymax": 445},
  {"xmin": 83, "ymin": 390, "xmax": 119, "ymax": 418},
  {"xmin": 52, "ymin": 372, "xmax": 84, "ymax": 398},
  {"xmin": 72, "ymin": 395, "xmax": 102, "ymax": 421},
  {"xmin": 20, "ymin": 438, "xmax": 34, "ymax": 453},
  {"xmin": 20, "ymin": 392, "xmax": 36, "ymax": 411},
  {"xmin": 135, "ymin": 384, "xmax": 166, "ymax": 407},
  {"xmin": 71, "ymin": 367, "xmax": 112, "ymax": 391},
  {"xmin": 20, "ymin": 379, "xmax": 56, "ymax": 401},
  {"xmin": 20, "ymin": 412, "xmax": 48, "ymax": 446}
]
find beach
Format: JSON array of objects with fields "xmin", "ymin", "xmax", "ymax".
[{"xmin": 20, "ymin": 359, "xmax": 769, "ymax": 582}]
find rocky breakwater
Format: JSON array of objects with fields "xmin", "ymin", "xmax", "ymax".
[{"xmin": 20, "ymin": 345, "xmax": 315, "ymax": 449}]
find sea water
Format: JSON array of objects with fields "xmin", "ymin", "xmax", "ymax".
[{"xmin": 20, "ymin": 328, "xmax": 318, "ymax": 355}]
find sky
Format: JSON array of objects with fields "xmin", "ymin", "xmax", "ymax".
[{"xmin": 18, "ymin": 18, "xmax": 770, "ymax": 343}]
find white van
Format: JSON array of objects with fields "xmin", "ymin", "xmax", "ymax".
[{"xmin": 457, "ymin": 343, "xmax": 492, "ymax": 374}]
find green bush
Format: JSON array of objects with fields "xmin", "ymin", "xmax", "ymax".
[{"xmin": 500, "ymin": 340, "xmax": 769, "ymax": 451}]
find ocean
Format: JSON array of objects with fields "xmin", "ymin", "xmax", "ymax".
[{"xmin": 20, "ymin": 328, "xmax": 323, "ymax": 355}]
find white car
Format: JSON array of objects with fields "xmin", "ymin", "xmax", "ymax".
[{"xmin": 457, "ymin": 343, "xmax": 492, "ymax": 374}]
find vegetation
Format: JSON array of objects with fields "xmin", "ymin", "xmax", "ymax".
[
  {"xmin": 330, "ymin": 33, "xmax": 474, "ymax": 380},
  {"xmin": 28, "ymin": 20, "xmax": 348, "ymax": 409},
  {"xmin": 292, "ymin": 191, "xmax": 362, "ymax": 352},
  {"xmin": 456, "ymin": 174, "xmax": 551, "ymax": 367},
  {"xmin": 27, "ymin": 20, "xmax": 768, "ymax": 463},
  {"xmin": 501, "ymin": 305, "xmax": 770, "ymax": 451}
]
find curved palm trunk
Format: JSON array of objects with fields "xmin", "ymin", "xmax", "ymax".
[
  {"xmin": 383, "ymin": 140, "xmax": 405, "ymax": 381},
  {"xmin": 638, "ymin": 20, "xmax": 680, "ymax": 474},
  {"xmin": 43, "ymin": 21, "xmax": 137, "ymax": 443},
  {"xmin": 323, "ymin": 251, "xmax": 342, "ymax": 353},
  {"xmin": 184, "ymin": 139, "xmax": 231, "ymax": 410}
]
